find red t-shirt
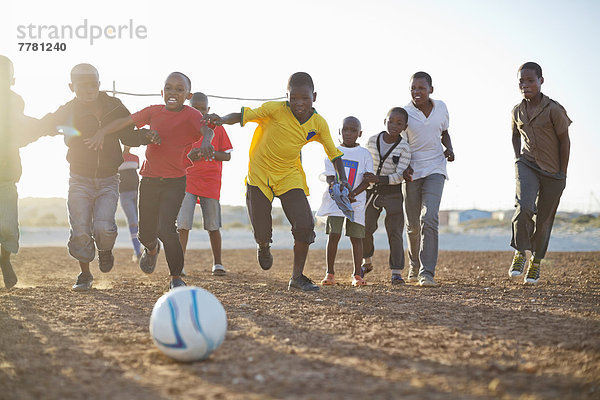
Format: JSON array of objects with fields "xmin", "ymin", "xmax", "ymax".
[
  {"xmin": 131, "ymin": 105, "xmax": 205, "ymax": 178},
  {"xmin": 185, "ymin": 126, "xmax": 233, "ymax": 200}
]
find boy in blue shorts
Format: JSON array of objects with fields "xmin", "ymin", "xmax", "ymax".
[
  {"xmin": 207, "ymin": 72, "xmax": 351, "ymax": 291},
  {"xmin": 178, "ymin": 92, "xmax": 233, "ymax": 276},
  {"xmin": 0, "ymin": 55, "xmax": 53, "ymax": 289},
  {"xmin": 37, "ymin": 63, "xmax": 154, "ymax": 291},
  {"xmin": 508, "ymin": 62, "xmax": 571, "ymax": 284},
  {"xmin": 316, "ymin": 116, "xmax": 373, "ymax": 286}
]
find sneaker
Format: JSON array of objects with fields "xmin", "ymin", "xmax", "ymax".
[
  {"xmin": 359, "ymin": 263, "xmax": 373, "ymax": 278},
  {"xmin": 509, "ymin": 251, "xmax": 526, "ymax": 277},
  {"xmin": 212, "ymin": 264, "xmax": 226, "ymax": 276},
  {"xmin": 257, "ymin": 244, "xmax": 273, "ymax": 271},
  {"xmin": 418, "ymin": 275, "xmax": 438, "ymax": 287},
  {"xmin": 140, "ymin": 241, "xmax": 160, "ymax": 274},
  {"xmin": 72, "ymin": 272, "xmax": 93, "ymax": 291},
  {"xmin": 524, "ymin": 258, "xmax": 541, "ymax": 284},
  {"xmin": 1, "ymin": 260, "xmax": 18, "ymax": 289},
  {"xmin": 407, "ymin": 267, "xmax": 418, "ymax": 283},
  {"xmin": 391, "ymin": 274, "xmax": 405, "ymax": 285},
  {"xmin": 170, "ymin": 277, "xmax": 187, "ymax": 289},
  {"xmin": 98, "ymin": 250, "xmax": 114, "ymax": 273},
  {"xmin": 288, "ymin": 274, "xmax": 319, "ymax": 291}
]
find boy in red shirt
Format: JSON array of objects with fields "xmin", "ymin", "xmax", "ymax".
[
  {"xmin": 177, "ymin": 92, "xmax": 233, "ymax": 276},
  {"xmin": 88, "ymin": 72, "xmax": 214, "ymax": 289}
]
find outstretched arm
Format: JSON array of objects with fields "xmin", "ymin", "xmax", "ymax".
[
  {"xmin": 207, "ymin": 113, "xmax": 241, "ymax": 126},
  {"xmin": 188, "ymin": 125, "xmax": 215, "ymax": 161},
  {"xmin": 84, "ymin": 115, "xmax": 134, "ymax": 150}
]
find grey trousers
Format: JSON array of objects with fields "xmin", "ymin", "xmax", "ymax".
[
  {"xmin": 403, "ymin": 173, "xmax": 445, "ymax": 278},
  {"xmin": 511, "ymin": 159, "xmax": 566, "ymax": 259},
  {"xmin": 363, "ymin": 191, "xmax": 405, "ymax": 269},
  {"xmin": 0, "ymin": 182, "xmax": 19, "ymax": 254}
]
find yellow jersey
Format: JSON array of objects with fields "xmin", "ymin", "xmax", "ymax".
[{"xmin": 241, "ymin": 101, "xmax": 343, "ymax": 201}]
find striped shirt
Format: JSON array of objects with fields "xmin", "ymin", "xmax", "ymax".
[{"xmin": 366, "ymin": 132, "xmax": 411, "ymax": 186}]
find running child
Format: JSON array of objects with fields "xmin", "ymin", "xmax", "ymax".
[
  {"xmin": 508, "ymin": 62, "xmax": 571, "ymax": 284},
  {"xmin": 178, "ymin": 92, "xmax": 233, "ymax": 276},
  {"xmin": 403, "ymin": 71, "xmax": 454, "ymax": 287},
  {"xmin": 37, "ymin": 63, "xmax": 154, "ymax": 291},
  {"xmin": 88, "ymin": 72, "xmax": 215, "ymax": 289},
  {"xmin": 207, "ymin": 72, "xmax": 351, "ymax": 291},
  {"xmin": 118, "ymin": 146, "xmax": 142, "ymax": 262},
  {"xmin": 316, "ymin": 116, "xmax": 373, "ymax": 286},
  {"xmin": 361, "ymin": 107, "xmax": 411, "ymax": 285},
  {"xmin": 0, "ymin": 55, "xmax": 53, "ymax": 289}
]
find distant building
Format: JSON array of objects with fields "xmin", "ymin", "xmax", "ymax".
[
  {"xmin": 492, "ymin": 210, "xmax": 514, "ymax": 222},
  {"xmin": 448, "ymin": 209, "xmax": 492, "ymax": 226}
]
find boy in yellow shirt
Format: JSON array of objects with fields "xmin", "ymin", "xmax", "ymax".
[{"xmin": 207, "ymin": 72, "xmax": 350, "ymax": 291}]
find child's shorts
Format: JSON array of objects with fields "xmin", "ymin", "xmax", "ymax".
[
  {"xmin": 177, "ymin": 192, "xmax": 221, "ymax": 231},
  {"xmin": 326, "ymin": 216, "xmax": 365, "ymax": 238}
]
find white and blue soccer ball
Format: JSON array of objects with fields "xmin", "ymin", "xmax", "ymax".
[{"xmin": 150, "ymin": 286, "xmax": 227, "ymax": 362}]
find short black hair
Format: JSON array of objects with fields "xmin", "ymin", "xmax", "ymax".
[
  {"xmin": 287, "ymin": 72, "xmax": 314, "ymax": 91},
  {"xmin": 518, "ymin": 62, "xmax": 543, "ymax": 78},
  {"xmin": 168, "ymin": 72, "xmax": 192, "ymax": 91},
  {"xmin": 191, "ymin": 92, "xmax": 208, "ymax": 103},
  {"xmin": 70, "ymin": 63, "xmax": 99, "ymax": 83},
  {"xmin": 411, "ymin": 71, "xmax": 432, "ymax": 87},
  {"xmin": 387, "ymin": 107, "xmax": 408, "ymax": 123},
  {"xmin": 343, "ymin": 116, "xmax": 361, "ymax": 129}
]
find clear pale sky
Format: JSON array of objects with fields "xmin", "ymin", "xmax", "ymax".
[{"xmin": 3, "ymin": 0, "xmax": 600, "ymax": 212}]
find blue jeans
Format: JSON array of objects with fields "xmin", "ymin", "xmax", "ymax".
[
  {"xmin": 403, "ymin": 173, "xmax": 445, "ymax": 278},
  {"xmin": 119, "ymin": 190, "xmax": 139, "ymax": 227},
  {"xmin": 67, "ymin": 174, "xmax": 119, "ymax": 263}
]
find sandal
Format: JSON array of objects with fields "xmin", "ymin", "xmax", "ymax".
[
  {"xmin": 360, "ymin": 263, "xmax": 373, "ymax": 278},
  {"xmin": 321, "ymin": 273, "xmax": 336, "ymax": 286},
  {"xmin": 352, "ymin": 275, "xmax": 367, "ymax": 286}
]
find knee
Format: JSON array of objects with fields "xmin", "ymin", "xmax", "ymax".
[
  {"xmin": 93, "ymin": 220, "xmax": 117, "ymax": 238},
  {"xmin": 292, "ymin": 220, "xmax": 315, "ymax": 244},
  {"xmin": 514, "ymin": 200, "xmax": 536, "ymax": 217},
  {"xmin": 421, "ymin": 210, "xmax": 439, "ymax": 230}
]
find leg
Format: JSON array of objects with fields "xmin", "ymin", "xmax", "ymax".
[
  {"xmin": 200, "ymin": 197, "xmax": 223, "ymax": 266},
  {"xmin": 157, "ymin": 178, "xmax": 187, "ymax": 277},
  {"xmin": 349, "ymin": 236, "xmax": 363, "ymax": 277},
  {"xmin": 362, "ymin": 198, "xmax": 381, "ymax": 262},
  {"xmin": 381, "ymin": 192, "xmax": 406, "ymax": 270},
  {"xmin": 279, "ymin": 188, "xmax": 315, "ymax": 279},
  {"xmin": 92, "ymin": 175, "xmax": 119, "ymax": 253},
  {"xmin": 531, "ymin": 175, "xmax": 566, "ymax": 259},
  {"xmin": 510, "ymin": 161, "xmax": 540, "ymax": 253},
  {"xmin": 67, "ymin": 174, "xmax": 96, "ymax": 264},
  {"xmin": 0, "ymin": 182, "xmax": 19, "ymax": 288},
  {"xmin": 246, "ymin": 185, "xmax": 273, "ymax": 246},
  {"xmin": 418, "ymin": 174, "xmax": 445, "ymax": 278},
  {"xmin": 326, "ymin": 232, "xmax": 341, "ymax": 275},
  {"xmin": 176, "ymin": 192, "xmax": 197, "ymax": 254},
  {"xmin": 403, "ymin": 179, "xmax": 423, "ymax": 273},
  {"xmin": 119, "ymin": 191, "xmax": 141, "ymax": 257},
  {"xmin": 138, "ymin": 178, "xmax": 161, "ymax": 253}
]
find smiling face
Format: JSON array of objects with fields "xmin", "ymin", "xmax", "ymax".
[
  {"xmin": 288, "ymin": 84, "xmax": 316, "ymax": 123},
  {"xmin": 340, "ymin": 117, "xmax": 361, "ymax": 147},
  {"xmin": 162, "ymin": 73, "xmax": 192, "ymax": 111},
  {"xmin": 410, "ymin": 77, "xmax": 433, "ymax": 108},
  {"xmin": 519, "ymin": 68, "xmax": 543, "ymax": 101},
  {"xmin": 385, "ymin": 110, "xmax": 408, "ymax": 138}
]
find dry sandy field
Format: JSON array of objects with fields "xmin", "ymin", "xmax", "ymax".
[{"xmin": 1, "ymin": 248, "xmax": 599, "ymax": 400}]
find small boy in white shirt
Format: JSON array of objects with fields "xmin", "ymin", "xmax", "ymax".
[{"xmin": 316, "ymin": 116, "xmax": 373, "ymax": 286}]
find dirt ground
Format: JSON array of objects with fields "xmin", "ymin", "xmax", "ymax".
[{"xmin": 0, "ymin": 248, "xmax": 598, "ymax": 400}]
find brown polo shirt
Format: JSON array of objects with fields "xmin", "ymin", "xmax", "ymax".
[{"xmin": 512, "ymin": 94, "xmax": 571, "ymax": 174}]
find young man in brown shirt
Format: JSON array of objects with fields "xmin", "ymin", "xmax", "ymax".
[{"xmin": 508, "ymin": 62, "xmax": 572, "ymax": 284}]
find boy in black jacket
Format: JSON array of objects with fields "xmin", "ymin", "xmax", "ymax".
[{"xmin": 38, "ymin": 63, "xmax": 156, "ymax": 291}]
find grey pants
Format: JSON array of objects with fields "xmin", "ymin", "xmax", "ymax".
[
  {"xmin": 363, "ymin": 191, "xmax": 405, "ymax": 269},
  {"xmin": 511, "ymin": 159, "xmax": 566, "ymax": 259},
  {"xmin": 403, "ymin": 173, "xmax": 445, "ymax": 278},
  {"xmin": 0, "ymin": 182, "xmax": 19, "ymax": 254}
]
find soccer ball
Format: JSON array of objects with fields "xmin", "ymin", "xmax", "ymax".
[{"xmin": 150, "ymin": 286, "xmax": 227, "ymax": 362}]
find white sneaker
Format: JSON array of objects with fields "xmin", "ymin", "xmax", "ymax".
[{"xmin": 418, "ymin": 275, "xmax": 438, "ymax": 287}]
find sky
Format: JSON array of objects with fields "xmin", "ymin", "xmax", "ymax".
[{"xmin": 2, "ymin": 0, "xmax": 600, "ymax": 212}]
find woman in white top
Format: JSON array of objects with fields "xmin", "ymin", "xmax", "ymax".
[{"xmin": 402, "ymin": 72, "xmax": 455, "ymax": 287}]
